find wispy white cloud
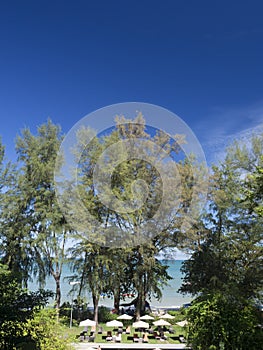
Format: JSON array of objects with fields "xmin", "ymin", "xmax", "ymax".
[{"xmin": 199, "ymin": 102, "xmax": 263, "ymax": 164}]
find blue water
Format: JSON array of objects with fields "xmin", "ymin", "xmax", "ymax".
[{"xmin": 28, "ymin": 260, "xmax": 192, "ymax": 308}]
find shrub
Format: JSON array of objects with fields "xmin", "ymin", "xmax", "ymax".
[
  {"xmin": 24, "ymin": 308, "xmax": 71, "ymax": 350},
  {"xmin": 187, "ymin": 293, "xmax": 263, "ymax": 350},
  {"xmin": 98, "ymin": 306, "xmax": 118, "ymax": 323}
]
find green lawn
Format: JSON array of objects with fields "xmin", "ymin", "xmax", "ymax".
[
  {"xmin": 64, "ymin": 322, "xmax": 187, "ymax": 345},
  {"xmin": 60, "ymin": 309, "xmax": 188, "ymax": 346}
]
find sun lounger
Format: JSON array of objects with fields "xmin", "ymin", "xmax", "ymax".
[
  {"xmin": 106, "ymin": 331, "xmax": 113, "ymax": 341},
  {"xmin": 89, "ymin": 335, "xmax": 95, "ymax": 342},
  {"xmin": 125, "ymin": 326, "xmax": 131, "ymax": 334},
  {"xmin": 153, "ymin": 331, "xmax": 161, "ymax": 340},
  {"xmin": 179, "ymin": 335, "xmax": 186, "ymax": 343},
  {"xmin": 142, "ymin": 333, "xmax": 149, "ymax": 343},
  {"xmin": 133, "ymin": 333, "xmax": 139, "ymax": 342},
  {"xmin": 115, "ymin": 333, "xmax": 122, "ymax": 342},
  {"xmin": 169, "ymin": 327, "xmax": 175, "ymax": 334}
]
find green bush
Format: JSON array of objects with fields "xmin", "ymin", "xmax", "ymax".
[
  {"xmin": 165, "ymin": 310, "xmax": 187, "ymax": 324},
  {"xmin": 24, "ymin": 308, "xmax": 71, "ymax": 350},
  {"xmin": 98, "ymin": 306, "xmax": 118, "ymax": 323},
  {"xmin": 187, "ymin": 293, "xmax": 263, "ymax": 350},
  {"xmin": 60, "ymin": 298, "xmax": 92, "ymax": 325}
]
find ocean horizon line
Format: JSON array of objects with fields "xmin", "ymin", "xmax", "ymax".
[{"xmin": 28, "ymin": 260, "xmax": 192, "ymax": 308}]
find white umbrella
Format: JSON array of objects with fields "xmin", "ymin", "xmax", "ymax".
[
  {"xmin": 132, "ymin": 320, "xmax": 149, "ymax": 329},
  {"xmin": 140, "ymin": 315, "xmax": 155, "ymax": 320},
  {"xmin": 79, "ymin": 319, "xmax": 96, "ymax": 327},
  {"xmin": 159, "ymin": 313, "xmax": 175, "ymax": 319},
  {"xmin": 106, "ymin": 320, "xmax": 123, "ymax": 327},
  {"xmin": 153, "ymin": 319, "xmax": 171, "ymax": 326},
  {"xmin": 117, "ymin": 314, "xmax": 133, "ymax": 320},
  {"xmin": 176, "ymin": 320, "xmax": 188, "ymax": 327}
]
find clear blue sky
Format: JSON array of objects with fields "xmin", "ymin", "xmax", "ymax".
[{"xmin": 1, "ymin": 0, "xmax": 263, "ymax": 164}]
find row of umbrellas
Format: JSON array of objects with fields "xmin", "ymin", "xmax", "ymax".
[
  {"xmin": 106, "ymin": 318, "xmax": 172, "ymax": 329},
  {"xmin": 79, "ymin": 312, "xmax": 187, "ymax": 328},
  {"xmin": 132, "ymin": 313, "xmax": 176, "ymax": 329}
]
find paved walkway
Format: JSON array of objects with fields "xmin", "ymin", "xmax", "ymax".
[{"xmin": 72, "ymin": 342, "xmax": 190, "ymax": 349}]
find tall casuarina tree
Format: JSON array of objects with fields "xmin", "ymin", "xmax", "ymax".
[{"xmin": 15, "ymin": 119, "xmax": 70, "ymax": 310}]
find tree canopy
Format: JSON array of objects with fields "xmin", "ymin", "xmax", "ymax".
[
  {"xmin": 0, "ymin": 118, "xmax": 262, "ymax": 348},
  {"xmin": 180, "ymin": 134, "xmax": 263, "ymax": 349}
]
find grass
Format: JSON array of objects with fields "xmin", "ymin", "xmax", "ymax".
[
  {"xmin": 63, "ymin": 322, "xmax": 188, "ymax": 345},
  {"xmin": 59, "ymin": 310, "xmax": 188, "ymax": 345}
]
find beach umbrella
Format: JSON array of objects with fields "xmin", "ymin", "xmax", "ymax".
[
  {"xmin": 117, "ymin": 314, "xmax": 133, "ymax": 320},
  {"xmin": 132, "ymin": 320, "xmax": 149, "ymax": 337},
  {"xmin": 153, "ymin": 319, "xmax": 171, "ymax": 327},
  {"xmin": 140, "ymin": 315, "xmax": 154, "ymax": 320},
  {"xmin": 176, "ymin": 320, "xmax": 188, "ymax": 327},
  {"xmin": 159, "ymin": 313, "xmax": 175, "ymax": 319},
  {"xmin": 132, "ymin": 320, "xmax": 149, "ymax": 329},
  {"xmin": 106, "ymin": 320, "xmax": 123, "ymax": 328},
  {"xmin": 79, "ymin": 319, "xmax": 96, "ymax": 327}
]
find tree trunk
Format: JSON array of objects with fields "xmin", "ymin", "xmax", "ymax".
[
  {"xmin": 93, "ymin": 293, "xmax": 99, "ymax": 326},
  {"xmin": 135, "ymin": 278, "xmax": 146, "ymax": 320},
  {"xmin": 135, "ymin": 287, "xmax": 143, "ymax": 321},
  {"xmin": 114, "ymin": 286, "xmax": 121, "ymax": 314},
  {"xmin": 54, "ymin": 274, "xmax": 61, "ymax": 310}
]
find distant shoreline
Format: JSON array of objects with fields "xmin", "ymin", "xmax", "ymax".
[{"xmin": 28, "ymin": 260, "xmax": 192, "ymax": 308}]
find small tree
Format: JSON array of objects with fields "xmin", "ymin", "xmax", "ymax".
[
  {"xmin": 25, "ymin": 308, "xmax": 71, "ymax": 350},
  {"xmin": 187, "ymin": 293, "xmax": 263, "ymax": 350},
  {"xmin": 0, "ymin": 264, "xmax": 53, "ymax": 349}
]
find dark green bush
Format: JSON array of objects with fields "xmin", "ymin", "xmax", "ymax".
[{"xmin": 98, "ymin": 306, "xmax": 118, "ymax": 323}]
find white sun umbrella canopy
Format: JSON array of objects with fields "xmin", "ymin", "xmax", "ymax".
[
  {"xmin": 132, "ymin": 320, "xmax": 149, "ymax": 329},
  {"xmin": 176, "ymin": 320, "xmax": 188, "ymax": 327},
  {"xmin": 117, "ymin": 314, "xmax": 133, "ymax": 320},
  {"xmin": 140, "ymin": 315, "xmax": 155, "ymax": 320},
  {"xmin": 79, "ymin": 319, "xmax": 96, "ymax": 327},
  {"xmin": 153, "ymin": 319, "xmax": 171, "ymax": 327},
  {"xmin": 159, "ymin": 313, "xmax": 175, "ymax": 319},
  {"xmin": 106, "ymin": 320, "xmax": 123, "ymax": 328}
]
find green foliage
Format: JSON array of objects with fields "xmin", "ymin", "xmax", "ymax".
[
  {"xmin": 1, "ymin": 118, "xmax": 262, "ymax": 349},
  {"xmin": 0, "ymin": 264, "xmax": 54, "ymax": 349},
  {"xmin": 181, "ymin": 134, "xmax": 263, "ymax": 349},
  {"xmin": 68, "ymin": 115, "xmax": 182, "ymax": 320},
  {"xmin": 23, "ymin": 308, "xmax": 70, "ymax": 350},
  {"xmin": 0, "ymin": 138, "xmax": 32, "ymax": 284},
  {"xmin": 59, "ymin": 298, "xmax": 92, "ymax": 325},
  {"xmin": 180, "ymin": 135, "xmax": 263, "ymax": 300},
  {"xmin": 1, "ymin": 115, "xmax": 207, "ymax": 325},
  {"xmin": 15, "ymin": 120, "xmax": 70, "ymax": 308},
  {"xmin": 187, "ymin": 293, "xmax": 263, "ymax": 350},
  {"xmin": 165, "ymin": 310, "xmax": 187, "ymax": 324},
  {"xmin": 98, "ymin": 306, "xmax": 117, "ymax": 323},
  {"xmin": 124, "ymin": 244, "xmax": 172, "ymax": 319},
  {"xmin": 243, "ymin": 156, "xmax": 263, "ymax": 217}
]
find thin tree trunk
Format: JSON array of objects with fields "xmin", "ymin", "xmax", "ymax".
[
  {"xmin": 135, "ymin": 295, "xmax": 141, "ymax": 321},
  {"xmin": 114, "ymin": 286, "xmax": 121, "ymax": 314},
  {"xmin": 93, "ymin": 293, "xmax": 99, "ymax": 326},
  {"xmin": 54, "ymin": 275, "xmax": 61, "ymax": 310},
  {"xmin": 135, "ymin": 286, "xmax": 143, "ymax": 321},
  {"xmin": 78, "ymin": 251, "xmax": 88, "ymax": 298}
]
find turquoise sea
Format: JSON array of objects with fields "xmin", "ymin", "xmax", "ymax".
[{"xmin": 28, "ymin": 260, "xmax": 192, "ymax": 309}]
